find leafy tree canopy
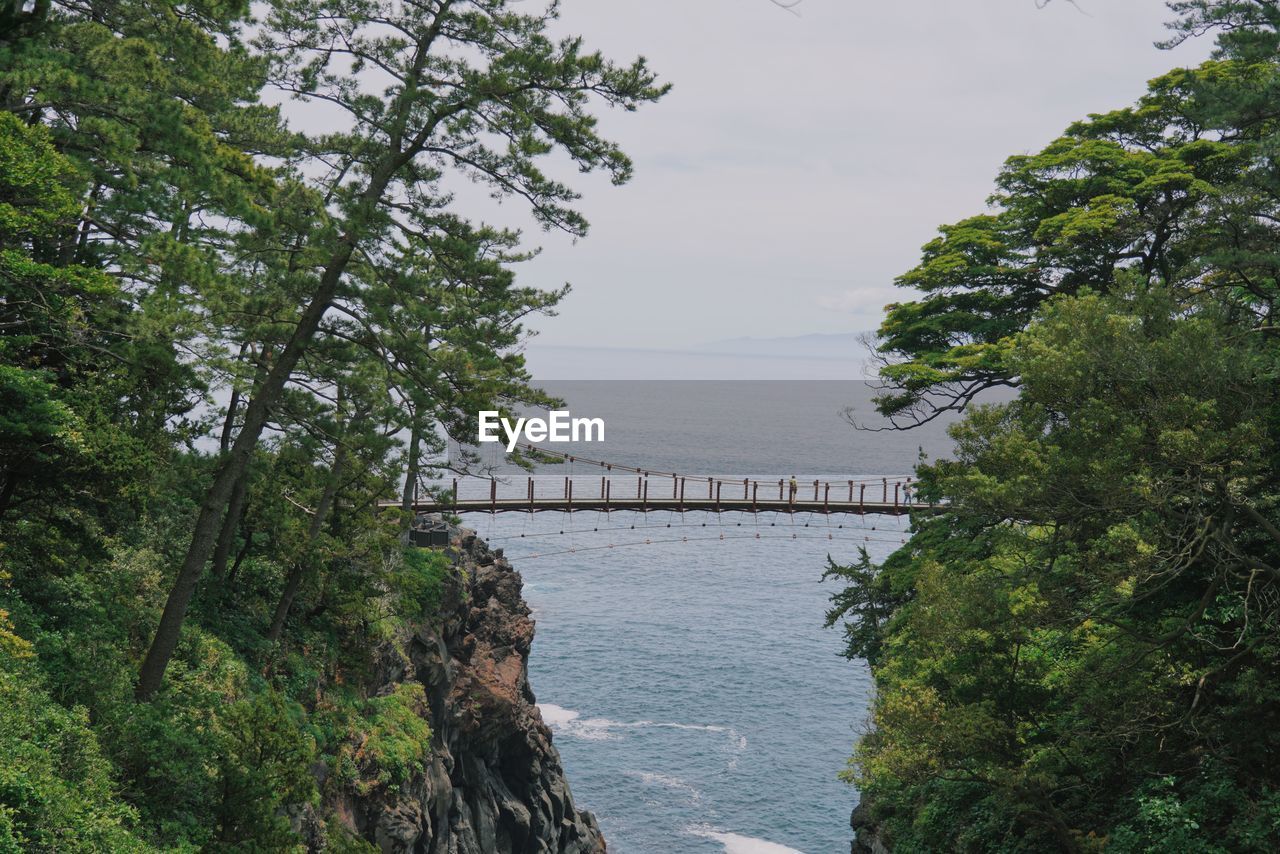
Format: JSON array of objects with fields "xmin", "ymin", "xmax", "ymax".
[{"xmin": 833, "ymin": 3, "xmax": 1280, "ymax": 849}]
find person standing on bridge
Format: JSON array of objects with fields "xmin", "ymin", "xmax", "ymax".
[{"xmin": 789, "ymin": 475, "xmax": 798, "ymax": 504}]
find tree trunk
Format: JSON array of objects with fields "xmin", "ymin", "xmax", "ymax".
[
  {"xmin": 0, "ymin": 471, "xmax": 17, "ymax": 523},
  {"xmin": 136, "ymin": 108, "xmax": 431, "ymax": 699},
  {"xmin": 220, "ymin": 389, "xmax": 241, "ymax": 455},
  {"xmin": 135, "ymin": 239, "xmax": 358, "ymax": 700},
  {"xmin": 399, "ymin": 420, "xmax": 422, "ymax": 533},
  {"xmin": 210, "ymin": 471, "xmax": 250, "ymax": 581},
  {"xmin": 264, "ymin": 563, "xmax": 306, "ymax": 647},
  {"xmin": 265, "ymin": 444, "xmax": 345, "ymax": 644},
  {"xmin": 225, "ymin": 528, "xmax": 252, "ymax": 589}
]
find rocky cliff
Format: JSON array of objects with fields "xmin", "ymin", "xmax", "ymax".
[
  {"xmin": 850, "ymin": 802, "xmax": 890, "ymax": 854},
  {"xmin": 310, "ymin": 524, "xmax": 604, "ymax": 853}
]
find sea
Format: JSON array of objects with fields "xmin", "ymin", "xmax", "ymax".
[{"xmin": 452, "ymin": 379, "xmax": 965, "ymax": 854}]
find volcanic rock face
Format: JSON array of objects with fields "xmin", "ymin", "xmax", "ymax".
[
  {"xmin": 324, "ymin": 527, "xmax": 604, "ymax": 854},
  {"xmin": 850, "ymin": 802, "xmax": 890, "ymax": 854}
]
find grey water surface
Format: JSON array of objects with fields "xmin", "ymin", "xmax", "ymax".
[{"xmin": 456, "ymin": 381, "xmax": 964, "ymax": 853}]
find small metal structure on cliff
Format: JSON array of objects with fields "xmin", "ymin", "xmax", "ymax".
[{"xmin": 408, "ymin": 517, "xmax": 451, "ymax": 548}]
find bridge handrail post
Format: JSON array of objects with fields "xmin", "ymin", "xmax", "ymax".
[
  {"xmin": 860, "ymin": 483, "xmax": 865, "ymax": 512},
  {"xmin": 528, "ymin": 477, "xmax": 533, "ymax": 510},
  {"xmin": 715, "ymin": 481, "xmax": 721, "ymax": 512},
  {"xmin": 643, "ymin": 478, "xmax": 648, "ymax": 511},
  {"xmin": 813, "ymin": 478, "xmax": 819, "ymax": 501},
  {"xmin": 894, "ymin": 482, "xmax": 900, "ymax": 510},
  {"xmin": 882, "ymin": 477, "xmax": 887, "ymax": 503},
  {"xmin": 824, "ymin": 483, "xmax": 830, "ymax": 513},
  {"xmin": 490, "ymin": 477, "xmax": 496, "ymax": 513},
  {"xmin": 752, "ymin": 481, "xmax": 758, "ymax": 512},
  {"xmin": 848, "ymin": 479, "xmax": 853, "ymax": 502}
]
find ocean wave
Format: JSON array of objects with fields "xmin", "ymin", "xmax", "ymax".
[
  {"xmin": 688, "ymin": 826, "xmax": 806, "ymax": 854},
  {"xmin": 536, "ymin": 703, "xmax": 585, "ymax": 728},
  {"xmin": 535, "ymin": 703, "xmax": 623, "ymax": 740},
  {"xmin": 623, "ymin": 770, "xmax": 703, "ymax": 802},
  {"xmin": 537, "ymin": 703, "xmax": 748, "ymax": 751}
]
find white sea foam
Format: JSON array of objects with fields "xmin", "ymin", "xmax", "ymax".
[
  {"xmin": 624, "ymin": 770, "xmax": 703, "ymax": 802},
  {"xmin": 536, "ymin": 703, "xmax": 579, "ymax": 727},
  {"xmin": 536, "ymin": 704, "xmax": 624, "ymax": 740},
  {"xmin": 688, "ymin": 826, "xmax": 807, "ymax": 854},
  {"xmin": 535, "ymin": 704, "xmax": 628, "ymax": 740},
  {"xmin": 536, "ymin": 703, "xmax": 748, "ymax": 751},
  {"xmin": 648, "ymin": 721, "xmax": 727, "ymax": 733}
]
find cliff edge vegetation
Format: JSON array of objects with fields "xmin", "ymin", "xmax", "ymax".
[
  {"xmin": 828, "ymin": 3, "xmax": 1280, "ymax": 850},
  {"xmin": 0, "ymin": 0, "xmax": 663, "ymax": 849}
]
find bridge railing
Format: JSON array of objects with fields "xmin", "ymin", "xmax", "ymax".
[
  {"xmin": 408, "ymin": 472, "xmax": 925, "ymax": 513},
  {"xmin": 390, "ymin": 445, "xmax": 930, "ymax": 514}
]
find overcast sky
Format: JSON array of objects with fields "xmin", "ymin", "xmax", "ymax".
[{"xmin": 472, "ymin": 0, "xmax": 1215, "ymax": 364}]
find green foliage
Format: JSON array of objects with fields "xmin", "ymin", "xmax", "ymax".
[
  {"xmin": 823, "ymin": 548, "xmax": 907, "ymax": 667},
  {"xmin": 832, "ymin": 6, "xmax": 1280, "ymax": 849},
  {"xmin": 871, "ymin": 23, "xmax": 1274, "ymax": 426},
  {"xmin": 836, "ymin": 289, "xmax": 1280, "ymax": 851},
  {"xmin": 2, "ymin": 0, "xmax": 661, "ymax": 842},
  {"xmin": 0, "ymin": 619, "xmax": 153, "ymax": 853},
  {"xmin": 0, "ymin": 110, "xmax": 80, "ymax": 237},
  {"xmin": 0, "ymin": 110, "xmax": 145, "ymax": 525},
  {"xmin": 352, "ymin": 683, "xmax": 433, "ymax": 793},
  {"xmin": 322, "ymin": 818, "xmax": 380, "ymax": 854},
  {"xmin": 395, "ymin": 547, "xmax": 452, "ymax": 618},
  {"xmin": 209, "ymin": 690, "xmax": 317, "ymax": 850},
  {"xmin": 322, "ymin": 680, "xmax": 435, "ymax": 798}
]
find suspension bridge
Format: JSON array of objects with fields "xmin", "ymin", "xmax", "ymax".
[{"xmin": 389, "ymin": 444, "xmax": 936, "ymax": 517}]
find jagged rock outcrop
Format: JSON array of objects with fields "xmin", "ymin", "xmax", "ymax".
[
  {"xmin": 850, "ymin": 802, "xmax": 890, "ymax": 854},
  {"xmin": 315, "ymin": 523, "xmax": 604, "ymax": 853}
]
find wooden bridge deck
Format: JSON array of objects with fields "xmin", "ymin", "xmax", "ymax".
[
  {"xmin": 384, "ymin": 471, "xmax": 939, "ymax": 517},
  {"xmin": 383, "ymin": 435, "xmax": 944, "ymax": 517}
]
